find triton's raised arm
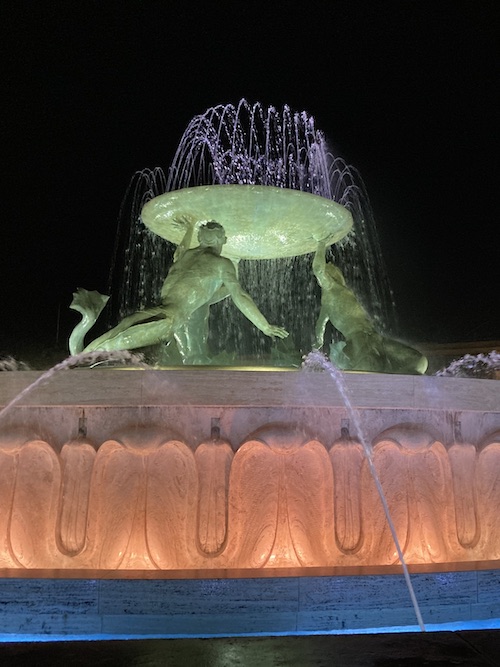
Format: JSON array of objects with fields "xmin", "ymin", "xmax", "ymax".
[
  {"xmin": 312, "ymin": 239, "xmax": 330, "ymax": 286},
  {"xmin": 172, "ymin": 215, "xmax": 197, "ymax": 263}
]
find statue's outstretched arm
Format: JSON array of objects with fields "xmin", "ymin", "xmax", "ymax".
[{"xmin": 222, "ymin": 264, "xmax": 288, "ymax": 339}]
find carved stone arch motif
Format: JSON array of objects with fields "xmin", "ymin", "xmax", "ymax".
[
  {"xmin": 226, "ymin": 423, "xmax": 335, "ymax": 568},
  {"xmin": 365, "ymin": 424, "xmax": 452, "ymax": 564}
]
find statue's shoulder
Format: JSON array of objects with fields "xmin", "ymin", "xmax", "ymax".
[
  {"xmin": 216, "ymin": 254, "xmax": 235, "ymax": 267},
  {"xmin": 217, "ymin": 255, "xmax": 238, "ymax": 277},
  {"xmin": 196, "ymin": 250, "xmax": 234, "ymax": 275}
]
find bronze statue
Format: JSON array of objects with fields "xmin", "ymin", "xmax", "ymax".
[
  {"xmin": 83, "ymin": 219, "xmax": 288, "ymax": 353},
  {"xmin": 313, "ymin": 240, "xmax": 427, "ymax": 374}
]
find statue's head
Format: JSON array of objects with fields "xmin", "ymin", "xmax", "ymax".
[{"xmin": 198, "ymin": 221, "xmax": 227, "ymax": 247}]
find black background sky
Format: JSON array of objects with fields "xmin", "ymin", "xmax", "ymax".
[{"xmin": 1, "ymin": 1, "xmax": 498, "ymax": 361}]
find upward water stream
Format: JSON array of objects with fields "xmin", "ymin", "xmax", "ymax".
[
  {"xmin": 303, "ymin": 351, "xmax": 426, "ymax": 632},
  {"xmin": 0, "ymin": 351, "xmax": 145, "ymax": 425}
]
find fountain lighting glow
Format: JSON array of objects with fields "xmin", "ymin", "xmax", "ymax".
[
  {"xmin": 2, "ymin": 617, "xmax": 500, "ymax": 643},
  {"xmin": 1, "ymin": 366, "xmax": 499, "ymax": 573}
]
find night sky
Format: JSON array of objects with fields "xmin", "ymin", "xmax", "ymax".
[{"xmin": 1, "ymin": 1, "xmax": 498, "ymax": 363}]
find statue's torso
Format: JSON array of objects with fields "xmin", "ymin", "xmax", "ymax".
[{"xmin": 160, "ymin": 247, "xmax": 233, "ymax": 314}]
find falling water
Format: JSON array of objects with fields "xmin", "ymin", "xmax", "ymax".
[
  {"xmin": 109, "ymin": 100, "xmax": 396, "ymax": 361},
  {"xmin": 303, "ymin": 350, "xmax": 425, "ymax": 632}
]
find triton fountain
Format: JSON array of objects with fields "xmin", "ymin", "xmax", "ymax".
[{"xmin": 0, "ymin": 101, "xmax": 499, "ymax": 639}]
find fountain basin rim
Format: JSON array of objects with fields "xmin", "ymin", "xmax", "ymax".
[
  {"xmin": 1, "ymin": 370, "xmax": 498, "ymax": 412},
  {"xmin": 1, "ymin": 560, "xmax": 499, "ymax": 580},
  {"xmin": 73, "ymin": 365, "xmax": 302, "ymax": 372},
  {"xmin": 2, "ymin": 366, "xmax": 390, "ymax": 373}
]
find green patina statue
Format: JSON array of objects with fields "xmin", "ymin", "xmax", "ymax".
[
  {"xmin": 313, "ymin": 239, "xmax": 427, "ymax": 374},
  {"xmin": 69, "ymin": 186, "xmax": 427, "ymax": 373},
  {"xmin": 82, "ymin": 218, "xmax": 288, "ymax": 354}
]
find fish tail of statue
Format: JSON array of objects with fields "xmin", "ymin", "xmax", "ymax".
[{"xmin": 68, "ymin": 289, "xmax": 110, "ymax": 355}]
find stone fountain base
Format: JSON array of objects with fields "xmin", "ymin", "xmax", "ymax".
[{"xmin": 0, "ymin": 368, "xmax": 499, "ymax": 636}]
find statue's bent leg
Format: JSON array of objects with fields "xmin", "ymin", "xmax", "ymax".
[
  {"xmin": 83, "ymin": 308, "xmax": 167, "ymax": 352},
  {"xmin": 87, "ymin": 318, "xmax": 173, "ymax": 352}
]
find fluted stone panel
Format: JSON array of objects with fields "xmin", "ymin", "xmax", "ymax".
[
  {"xmin": 1, "ymin": 426, "xmax": 500, "ymax": 570},
  {"xmin": 0, "ymin": 370, "xmax": 499, "ymax": 572}
]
